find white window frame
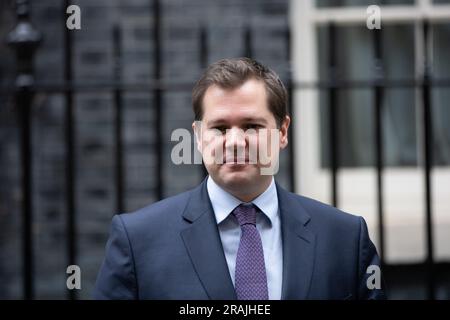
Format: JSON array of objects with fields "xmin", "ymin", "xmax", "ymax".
[{"xmin": 290, "ymin": 0, "xmax": 450, "ymax": 263}]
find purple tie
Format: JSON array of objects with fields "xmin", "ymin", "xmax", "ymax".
[{"xmin": 232, "ymin": 203, "xmax": 269, "ymax": 300}]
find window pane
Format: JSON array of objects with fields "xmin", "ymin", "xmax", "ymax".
[
  {"xmin": 432, "ymin": 23, "xmax": 450, "ymax": 166},
  {"xmin": 319, "ymin": 88, "xmax": 375, "ymax": 168},
  {"xmin": 317, "ymin": 24, "xmax": 417, "ymax": 168},
  {"xmin": 433, "ymin": 0, "xmax": 450, "ymax": 4}
]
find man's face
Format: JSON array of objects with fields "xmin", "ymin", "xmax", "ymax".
[{"xmin": 193, "ymin": 78, "xmax": 290, "ymax": 197}]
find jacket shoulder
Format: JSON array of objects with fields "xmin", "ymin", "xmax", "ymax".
[
  {"xmin": 117, "ymin": 186, "xmax": 194, "ymax": 231},
  {"xmin": 286, "ymin": 190, "xmax": 363, "ymax": 229}
]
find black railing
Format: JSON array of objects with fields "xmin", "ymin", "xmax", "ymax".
[
  {"xmin": 3, "ymin": 0, "xmax": 295, "ymax": 300},
  {"xmin": 152, "ymin": 0, "xmax": 163, "ymax": 201},
  {"xmin": 113, "ymin": 24, "xmax": 124, "ymax": 215},
  {"xmin": 372, "ymin": 26, "xmax": 386, "ymax": 266},
  {"xmin": 63, "ymin": 0, "xmax": 77, "ymax": 301},
  {"xmin": 323, "ymin": 21, "xmax": 440, "ymax": 299},
  {"xmin": 421, "ymin": 20, "xmax": 435, "ymax": 301},
  {"xmin": 6, "ymin": 0, "xmax": 42, "ymax": 300},
  {"xmin": 3, "ymin": 0, "xmax": 450, "ymax": 300},
  {"xmin": 327, "ymin": 23, "xmax": 339, "ymax": 208}
]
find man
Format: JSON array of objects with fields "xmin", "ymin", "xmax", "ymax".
[{"xmin": 93, "ymin": 58, "xmax": 385, "ymax": 300}]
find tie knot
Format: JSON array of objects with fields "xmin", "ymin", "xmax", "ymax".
[{"xmin": 232, "ymin": 203, "xmax": 257, "ymax": 226}]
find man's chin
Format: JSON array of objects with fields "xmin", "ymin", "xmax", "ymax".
[
  {"xmin": 218, "ymin": 166, "xmax": 260, "ymax": 186},
  {"xmin": 221, "ymin": 162, "xmax": 260, "ymax": 174},
  {"xmin": 222, "ymin": 162, "xmax": 250, "ymax": 170}
]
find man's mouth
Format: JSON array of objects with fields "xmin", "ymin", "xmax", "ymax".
[
  {"xmin": 224, "ymin": 158, "xmax": 248, "ymax": 164},
  {"xmin": 223, "ymin": 153, "xmax": 251, "ymax": 163}
]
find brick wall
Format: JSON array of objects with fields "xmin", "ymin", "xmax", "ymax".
[{"xmin": 0, "ymin": 0, "xmax": 290, "ymax": 298}]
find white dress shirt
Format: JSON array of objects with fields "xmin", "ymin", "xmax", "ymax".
[{"xmin": 207, "ymin": 176, "xmax": 283, "ymax": 300}]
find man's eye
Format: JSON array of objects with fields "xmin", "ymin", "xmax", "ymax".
[
  {"xmin": 212, "ymin": 126, "xmax": 227, "ymax": 133},
  {"xmin": 245, "ymin": 124, "xmax": 262, "ymax": 130}
]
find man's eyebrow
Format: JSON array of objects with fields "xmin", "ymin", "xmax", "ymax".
[
  {"xmin": 241, "ymin": 117, "xmax": 268, "ymax": 124},
  {"xmin": 207, "ymin": 119, "xmax": 225, "ymax": 125},
  {"xmin": 207, "ymin": 117, "xmax": 268, "ymax": 126}
]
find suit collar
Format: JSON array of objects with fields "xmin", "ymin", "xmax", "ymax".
[
  {"xmin": 206, "ymin": 176, "xmax": 241, "ymax": 224},
  {"xmin": 276, "ymin": 182, "xmax": 316, "ymax": 300},
  {"xmin": 181, "ymin": 178, "xmax": 316, "ymax": 300},
  {"xmin": 206, "ymin": 176, "xmax": 278, "ymax": 226},
  {"xmin": 181, "ymin": 178, "xmax": 210, "ymax": 223},
  {"xmin": 180, "ymin": 178, "xmax": 237, "ymax": 300}
]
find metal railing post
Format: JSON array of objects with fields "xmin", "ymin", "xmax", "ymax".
[
  {"xmin": 421, "ymin": 20, "xmax": 435, "ymax": 300},
  {"xmin": 113, "ymin": 25, "xmax": 125, "ymax": 214},
  {"xmin": 152, "ymin": 0, "xmax": 163, "ymax": 200},
  {"xmin": 372, "ymin": 27, "xmax": 386, "ymax": 265},
  {"xmin": 6, "ymin": 0, "xmax": 42, "ymax": 300},
  {"xmin": 327, "ymin": 23, "xmax": 339, "ymax": 207}
]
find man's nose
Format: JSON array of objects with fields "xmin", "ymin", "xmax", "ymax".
[{"xmin": 225, "ymin": 127, "xmax": 246, "ymax": 149}]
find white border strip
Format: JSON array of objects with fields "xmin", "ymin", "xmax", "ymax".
[{"xmin": 313, "ymin": 5, "xmax": 450, "ymax": 25}]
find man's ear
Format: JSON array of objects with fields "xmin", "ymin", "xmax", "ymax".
[
  {"xmin": 192, "ymin": 121, "xmax": 202, "ymax": 153},
  {"xmin": 279, "ymin": 115, "xmax": 290, "ymax": 149}
]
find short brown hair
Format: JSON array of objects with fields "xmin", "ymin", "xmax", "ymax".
[{"xmin": 192, "ymin": 57, "xmax": 288, "ymax": 127}]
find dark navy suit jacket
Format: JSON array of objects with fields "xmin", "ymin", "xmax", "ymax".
[{"xmin": 93, "ymin": 178, "xmax": 385, "ymax": 300}]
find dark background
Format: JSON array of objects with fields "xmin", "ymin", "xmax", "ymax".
[{"xmin": 0, "ymin": 0, "xmax": 449, "ymax": 299}]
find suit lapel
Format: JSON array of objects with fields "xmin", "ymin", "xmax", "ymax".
[
  {"xmin": 277, "ymin": 183, "xmax": 316, "ymax": 300},
  {"xmin": 180, "ymin": 179, "xmax": 237, "ymax": 300}
]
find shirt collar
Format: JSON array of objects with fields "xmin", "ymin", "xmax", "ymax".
[{"xmin": 207, "ymin": 176, "xmax": 278, "ymax": 225}]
